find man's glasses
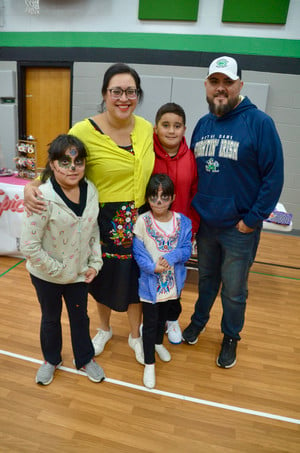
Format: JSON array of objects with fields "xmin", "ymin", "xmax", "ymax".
[{"xmin": 107, "ymin": 87, "xmax": 138, "ymax": 100}]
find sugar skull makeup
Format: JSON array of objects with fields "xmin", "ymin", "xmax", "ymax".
[
  {"xmin": 148, "ymin": 193, "xmax": 172, "ymax": 205},
  {"xmin": 54, "ymin": 148, "xmax": 85, "ymax": 174}
]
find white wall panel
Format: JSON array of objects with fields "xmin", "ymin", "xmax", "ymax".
[
  {"xmin": 170, "ymin": 78, "xmax": 269, "ymax": 144},
  {"xmin": 0, "ymin": 104, "xmax": 17, "ymax": 169},
  {"xmin": 0, "ymin": 70, "xmax": 16, "ymax": 98},
  {"xmin": 135, "ymin": 75, "xmax": 172, "ymax": 125}
]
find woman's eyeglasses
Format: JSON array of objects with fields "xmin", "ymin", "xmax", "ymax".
[{"xmin": 107, "ymin": 87, "xmax": 138, "ymax": 100}]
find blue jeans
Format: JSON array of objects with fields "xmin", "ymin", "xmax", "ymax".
[{"xmin": 191, "ymin": 221, "xmax": 261, "ymax": 340}]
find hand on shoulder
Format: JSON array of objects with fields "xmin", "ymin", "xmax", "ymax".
[{"xmin": 24, "ymin": 179, "xmax": 46, "ymax": 215}]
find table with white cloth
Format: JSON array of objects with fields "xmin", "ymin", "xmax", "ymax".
[{"xmin": 0, "ymin": 175, "xmax": 27, "ymax": 257}]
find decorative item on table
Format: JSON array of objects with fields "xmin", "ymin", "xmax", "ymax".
[
  {"xmin": 27, "ymin": 144, "xmax": 35, "ymax": 154},
  {"xmin": 0, "ymin": 168, "xmax": 14, "ymax": 177},
  {"xmin": 14, "ymin": 156, "xmax": 27, "ymax": 170},
  {"xmin": 16, "ymin": 143, "xmax": 27, "ymax": 154},
  {"xmin": 265, "ymin": 209, "xmax": 293, "ymax": 226},
  {"xmin": 26, "ymin": 158, "xmax": 36, "ymax": 171},
  {"xmin": 16, "ymin": 138, "xmax": 37, "ymax": 179},
  {"xmin": 16, "ymin": 142, "xmax": 35, "ymax": 154}
]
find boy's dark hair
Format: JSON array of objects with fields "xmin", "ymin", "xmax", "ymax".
[
  {"xmin": 146, "ymin": 173, "xmax": 175, "ymax": 199},
  {"xmin": 41, "ymin": 134, "xmax": 87, "ymax": 183},
  {"xmin": 100, "ymin": 63, "xmax": 143, "ymax": 111},
  {"xmin": 155, "ymin": 102, "xmax": 186, "ymax": 125}
]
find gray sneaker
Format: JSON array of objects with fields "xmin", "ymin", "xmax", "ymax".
[
  {"xmin": 81, "ymin": 359, "xmax": 105, "ymax": 383},
  {"xmin": 35, "ymin": 361, "xmax": 62, "ymax": 385}
]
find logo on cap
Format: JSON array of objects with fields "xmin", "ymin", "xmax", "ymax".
[
  {"xmin": 216, "ymin": 58, "xmax": 229, "ymax": 68},
  {"xmin": 207, "ymin": 56, "xmax": 240, "ymax": 81}
]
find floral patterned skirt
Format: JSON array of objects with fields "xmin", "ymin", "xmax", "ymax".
[{"xmin": 88, "ymin": 201, "xmax": 140, "ymax": 312}]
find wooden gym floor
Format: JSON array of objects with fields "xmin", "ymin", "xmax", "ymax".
[{"xmin": 0, "ymin": 231, "xmax": 299, "ymax": 452}]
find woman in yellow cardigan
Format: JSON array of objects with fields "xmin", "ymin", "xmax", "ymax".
[{"xmin": 24, "ymin": 63, "xmax": 155, "ymax": 365}]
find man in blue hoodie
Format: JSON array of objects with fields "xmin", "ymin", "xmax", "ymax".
[{"xmin": 182, "ymin": 56, "xmax": 284, "ymax": 368}]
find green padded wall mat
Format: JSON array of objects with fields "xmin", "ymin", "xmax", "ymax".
[
  {"xmin": 222, "ymin": 0, "xmax": 290, "ymax": 24},
  {"xmin": 139, "ymin": 0, "xmax": 199, "ymax": 21}
]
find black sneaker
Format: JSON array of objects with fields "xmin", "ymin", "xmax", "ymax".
[
  {"xmin": 182, "ymin": 322, "xmax": 205, "ymax": 345},
  {"xmin": 216, "ymin": 336, "xmax": 237, "ymax": 368}
]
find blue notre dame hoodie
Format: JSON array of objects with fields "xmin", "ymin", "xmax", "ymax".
[{"xmin": 190, "ymin": 96, "xmax": 284, "ymax": 229}]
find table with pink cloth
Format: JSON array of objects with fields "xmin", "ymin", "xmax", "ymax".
[
  {"xmin": 0, "ymin": 174, "xmax": 28, "ymax": 257},
  {"xmin": 0, "ymin": 175, "xmax": 292, "ymax": 258}
]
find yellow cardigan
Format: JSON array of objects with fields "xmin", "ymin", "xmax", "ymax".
[{"xmin": 69, "ymin": 115, "xmax": 154, "ymax": 208}]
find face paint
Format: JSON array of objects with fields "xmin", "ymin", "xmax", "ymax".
[
  {"xmin": 148, "ymin": 187, "xmax": 174, "ymax": 221},
  {"xmin": 148, "ymin": 193, "xmax": 172, "ymax": 204},
  {"xmin": 54, "ymin": 148, "xmax": 85, "ymax": 174},
  {"xmin": 68, "ymin": 148, "xmax": 78, "ymax": 171}
]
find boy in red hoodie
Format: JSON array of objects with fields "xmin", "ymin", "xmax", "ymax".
[{"xmin": 153, "ymin": 103, "xmax": 199, "ymax": 344}]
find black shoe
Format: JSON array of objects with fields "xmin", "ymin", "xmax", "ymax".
[
  {"xmin": 216, "ymin": 336, "xmax": 237, "ymax": 368},
  {"xmin": 182, "ymin": 322, "xmax": 205, "ymax": 345}
]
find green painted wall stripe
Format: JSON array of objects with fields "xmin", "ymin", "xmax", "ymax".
[{"xmin": 1, "ymin": 32, "xmax": 299, "ymax": 58}]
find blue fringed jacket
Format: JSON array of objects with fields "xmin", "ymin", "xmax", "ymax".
[{"xmin": 133, "ymin": 212, "xmax": 192, "ymax": 303}]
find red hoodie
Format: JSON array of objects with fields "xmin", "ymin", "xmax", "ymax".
[{"xmin": 153, "ymin": 132, "xmax": 200, "ymax": 234}]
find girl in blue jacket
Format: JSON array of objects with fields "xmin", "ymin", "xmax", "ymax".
[{"xmin": 133, "ymin": 174, "xmax": 192, "ymax": 389}]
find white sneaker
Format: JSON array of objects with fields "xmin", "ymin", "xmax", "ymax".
[
  {"xmin": 155, "ymin": 344, "xmax": 171, "ymax": 362},
  {"xmin": 143, "ymin": 364, "xmax": 155, "ymax": 389},
  {"xmin": 92, "ymin": 327, "xmax": 112, "ymax": 356},
  {"xmin": 128, "ymin": 334, "xmax": 144, "ymax": 365},
  {"xmin": 166, "ymin": 320, "xmax": 182, "ymax": 344}
]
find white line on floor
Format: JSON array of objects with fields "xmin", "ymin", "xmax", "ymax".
[{"xmin": 1, "ymin": 349, "xmax": 299, "ymax": 425}]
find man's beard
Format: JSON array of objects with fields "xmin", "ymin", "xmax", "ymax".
[{"xmin": 207, "ymin": 95, "xmax": 239, "ymax": 116}]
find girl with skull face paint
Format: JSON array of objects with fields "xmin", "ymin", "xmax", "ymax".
[
  {"xmin": 133, "ymin": 174, "xmax": 192, "ymax": 389},
  {"xmin": 20, "ymin": 134, "xmax": 105, "ymax": 386}
]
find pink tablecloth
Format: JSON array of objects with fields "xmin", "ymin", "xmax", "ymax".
[{"xmin": 0, "ymin": 175, "xmax": 28, "ymax": 186}]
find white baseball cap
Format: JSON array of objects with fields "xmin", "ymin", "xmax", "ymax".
[{"xmin": 207, "ymin": 56, "xmax": 241, "ymax": 80}]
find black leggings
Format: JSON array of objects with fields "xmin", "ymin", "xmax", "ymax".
[
  {"xmin": 142, "ymin": 299, "xmax": 178, "ymax": 364},
  {"xmin": 31, "ymin": 274, "xmax": 94, "ymax": 369},
  {"xmin": 166, "ymin": 298, "xmax": 182, "ymax": 321}
]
